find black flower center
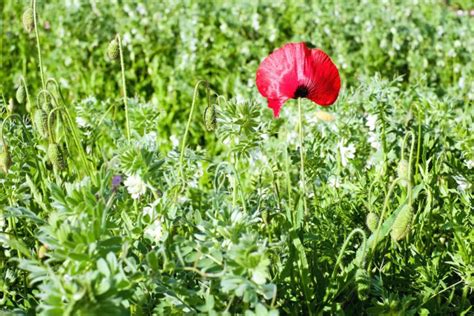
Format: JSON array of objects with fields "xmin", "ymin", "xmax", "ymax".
[{"xmin": 294, "ymin": 85, "xmax": 309, "ymax": 99}]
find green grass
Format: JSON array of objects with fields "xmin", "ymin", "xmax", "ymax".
[{"xmin": 0, "ymin": 0, "xmax": 473, "ymax": 315}]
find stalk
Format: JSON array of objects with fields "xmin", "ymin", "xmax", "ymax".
[
  {"xmin": 116, "ymin": 34, "xmax": 131, "ymax": 142},
  {"xmin": 297, "ymin": 98, "xmax": 308, "ymax": 217},
  {"xmin": 179, "ymin": 80, "xmax": 209, "ymax": 181}
]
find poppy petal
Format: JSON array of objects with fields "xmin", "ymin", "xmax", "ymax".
[
  {"xmin": 305, "ymin": 49, "xmax": 341, "ymax": 106},
  {"xmin": 256, "ymin": 43, "xmax": 308, "ymax": 116}
]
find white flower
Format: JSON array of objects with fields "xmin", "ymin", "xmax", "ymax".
[
  {"xmin": 170, "ymin": 135, "xmax": 180, "ymax": 148},
  {"xmin": 251, "ymin": 14, "xmax": 260, "ymax": 31},
  {"xmin": 368, "ymin": 131, "xmax": 381, "ymax": 150},
  {"xmin": 136, "ymin": 3, "xmax": 147, "ymax": 15},
  {"xmin": 466, "ymin": 160, "xmax": 474, "ymax": 169},
  {"xmin": 328, "ymin": 175, "xmax": 341, "ymax": 188},
  {"xmin": 76, "ymin": 116, "xmax": 88, "ymax": 128},
  {"xmin": 0, "ymin": 213, "xmax": 5, "ymax": 230},
  {"xmin": 144, "ymin": 218, "xmax": 163, "ymax": 243},
  {"xmin": 338, "ymin": 140, "xmax": 356, "ymax": 167},
  {"xmin": 143, "ymin": 206, "xmax": 154, "ymax": 218},
  {"xmin": 124, "ymin": 174, "xmax": 147, "ymax": 199},
  {"xmin": 140, "ymin": 131, "xmax": 157, "ymax": 151},
  {"xmin": 366, "ymin": 114, "xmax": 377, "ymax": 131},
  {"xmin": 454, "ymin": 175, "xmax": 471, "ymax": 192},
  {"xmin": 458, "ymin": 77, "xmax": 465, "ymax": 89}
]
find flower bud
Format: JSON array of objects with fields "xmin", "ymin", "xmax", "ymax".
[
  {"xmin": 48, "ymin": 143, "xmax": 67, "ymax": 171},
  {"xmin": 22, "ymin": 8, "xmax": 35, "ymax": 33},
  {"xmin": 204, "ymin": 104, "xmax": 217, "ymax": 131},
  {"xmin": 0, "ymin": 146, "xmax": 12, "ymax": 174},
  {"xmin": 390, "ymin": 206, "xmax": 413, "ymax": 241},
  {"xmin": 397, "ymin": 159, "xmax": 410, "ymax": 186},
  {"xmin": 16, "ymin": 85, "xmax": 26, "ymax": 104},
  {"xmin": 34, "ymin": 109, "xmax": 49, "ymax": 139},
  {"xmin": 107, "ymin": 38, "xmax": 119, "ymax": 60},
  {"xmin": 366, "ymin": 212, "xmax": 379, "ymax": 233}
]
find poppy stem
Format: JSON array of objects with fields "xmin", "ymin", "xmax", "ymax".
[
  {"xmin": 117, "ymin": 34, "xmax": 131, "ymax": 142},
  {"xmin": 179, "ymin": 80, "xmax": 210, "ymax": 181},
  {"xmin": 298, "ymin": 98, "xmax": 308, "ymax": 218}
]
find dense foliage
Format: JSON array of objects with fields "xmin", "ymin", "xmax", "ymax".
[{"xmin": 1, "ymin": 0, "xmax": 473, "ymax": 315}]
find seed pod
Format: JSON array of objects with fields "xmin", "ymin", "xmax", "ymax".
[
  {"xmin": 397, "ymin": 159, "xmax": 410, "ymax": 186},
  {"xmin": 48, "ymin": 143, "xmax": 66, "ymax": 171},
  {"xmin": 355, "ymin": 268, "xmax": 370, "ymax": 301},
  {"xmin": 0, "ymin": 146, "xmax": 12, "ymax": 174},
  {"xmin": 107, "ymin": 38, "xmax": 119, "ymax": 60},
  {"xmin": 22, "ymin": 8, "xmax": 35, "ymax": 33},
  {"xmin": 204, "ymin": 104, "xmax": 217, "ymax": 131},
  {"xmin": 366, "ymin": 212, "xmax": 379, "ymax": 233},
  {"xmin": 390, "ymin": 205, "xmax": 413, "ymax": 241},
  {"xmin": 16, "ymin": 85, "xmax": 26, "ymax": 104},
  {"xmin": 34, "ymin": 109, "xmax": 49, "ymax": 139}
]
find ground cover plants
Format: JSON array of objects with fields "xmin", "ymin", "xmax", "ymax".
[{"xmin": 1, "ymin": 0, "xmax": 473, "ymax": 315}]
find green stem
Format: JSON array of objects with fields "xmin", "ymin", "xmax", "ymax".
[
  {"xmin": 32, "ymin": 0, "xmax": 45, "ymax": 91},
  {"xmin": 179, "ymin": 80, "xmax": 209, "ymax": 181},
  {"xmin": 331, "ymin": 228, "xmax": 368, "ymax": 279},
  {"xmin": 297, "ymin": 98, "xmax": 308, "ymax": 217},
  {"xmin": 117, "ymin": 34, "xmax": 130, "ymax": 142},
  {"xmin": 367, "ymin": 178, "xmax": 401, "ymax": 270},
  {"xmin": 47, "ymin": 79, "xmax": 92, "ymax": 177}
]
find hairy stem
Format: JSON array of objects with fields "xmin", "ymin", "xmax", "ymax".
[{"xmin": 117, "ymin": 34, "xmax": 130, "ymax": 142}]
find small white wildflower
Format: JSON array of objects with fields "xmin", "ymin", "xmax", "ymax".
[
  {"xmin": 368, "ymin": 131, "xmax": 381, "ymax": 150},
  {"xmin": 251, "ymin": 14, "xmax": 260, "ymax": 31},
  {"xmin": 328, "ymin": 175, "xmax": 341, "ymax": 188},
  {"xmin": 0, "ymin": 213, "xmax": 5, "ymax": 230},
  {"xmin": 76, "ymin": 116, "xmax": 87, "ymax": 128},
  {"xmin": 458, "ymin": 77, "xmax": 465, "ymax": 89},
  {"xmin": 366, "ymin": 114, "xmax": 377, "ymax": 131},
  {"xmin": 122, "ymin": 32, "xmax": 132, "ymax": 46},
  {"xmin": 136, "ymin": 3, "xmax": 147, "ymax": 15},
  {"xmin": 454, "ymin": 175, "xmax": 471, "ymax": 192},
  {"xmin": 170, "ymin": 134, "xmax": 180, "ymax": 148},
  {"xmin": 338, "ymin": 140, "xmax": 356, "ymax": 167},
  {"xmin": 188, "ymin": 178, "xmax": 198, "ymax": 188},
  {"xmin": 144, "ymin": 219, "xmax": 163, "ymax": 243},
  {"xmin": 141, "ymin": 131, "xmax": 157, "ymax": 151},
  {"xmin": 124, "ymin": 174, "xmax": 147, "ymax": 199},
  {"xmin": 286, "ymin": 130, "xmax": 298, "ymax": 146},
  {"xmin": 466, "ymin": 160, "xmax": 474, "ymax": 169},
  {"xmin": 143, "ymin": 206, "xmax": 154, "ymax": 218},
  {"xmin": 235, "ymin": 94, "xmax": 246, "ymax": 104}
]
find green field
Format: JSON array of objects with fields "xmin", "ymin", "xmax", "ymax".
[{"xmin": 1, "ymin": 1, "xmax": 473, "ymax": 315}]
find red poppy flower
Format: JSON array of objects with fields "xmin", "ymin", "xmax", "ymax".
[{"xmin": 256, "ymin": 42, "xmax": 341, "ymax": 117}]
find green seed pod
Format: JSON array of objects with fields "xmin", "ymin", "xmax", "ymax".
[
  {"xmin": 22, "ymin": 8, "xmax": 35, "ymax": 33},
  {"xmin": 0, "ymin": 146, "xmax": 12, "ymax": 174},
  {"xmin": 390, "ymin": 205, "xmax": 413, "ymax": 241},
  {"xmin": 34, "ymin": 109, "xmax": 49, "ymax": 139},
  {"xmin": 107, "ymin": 38, "xmax": 119, "ymax": 60},
  {"xmin": 355, "ymin": 268, "xmax": 370, "ymax": 301},
  {"xmin": 366, "ymin": 212, "xmax": 379, "ymax": 233},
  {"xmin": 48, "ymin": 143, "xmax": 66, "ymax": 171},
  {"xmin": 204, "ymin": 104, "xmax": 217, "ymax": 131},
  {"xmin": 16, "ymin": 85, "xmax": 26, "ymax": 104},
  {"xmin": 397, "ymin": 159, "xmax": 410, "ymax": 186}
]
